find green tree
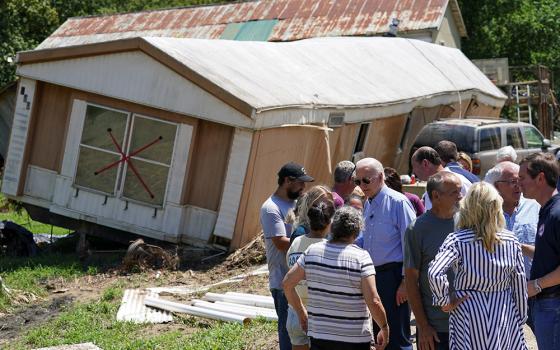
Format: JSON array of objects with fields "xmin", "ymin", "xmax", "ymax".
[{"xmin": 459, "ymin": 0, "xmax": 560, "ymax": 90}]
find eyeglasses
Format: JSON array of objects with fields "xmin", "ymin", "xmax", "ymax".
[
  {"xmin": 495, "ymin": 179, "xmax": 520, "ymax": 186},
  {"xmin": 354, "ymin": 177, "xmax": 373, "ymax": 186}
]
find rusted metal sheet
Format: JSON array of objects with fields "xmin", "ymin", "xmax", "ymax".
[{"xmin": 40, "ymin": 0, "xmax": 463, "ymax": 49}]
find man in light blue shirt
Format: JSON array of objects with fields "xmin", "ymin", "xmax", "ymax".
[
  {"xmin": 485, "ymin": 161, "xmax": 540, "ymax": 276},
  {"xmin": 355, "ymin": 157, "xmax": 416, "ymax": 350}
]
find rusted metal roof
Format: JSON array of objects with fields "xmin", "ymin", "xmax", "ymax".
[{"xmin": 39, "ymin": 0, "xmax": 466, "ymax": 49}]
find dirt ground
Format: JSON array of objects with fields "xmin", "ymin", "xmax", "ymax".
[
  {"xmin": 0, "ymin": 233, "xmax": 540, "ymax": 349},
  {"xmin": 0, "ymin": 237, "xmax": 276, "ymax": 348}
]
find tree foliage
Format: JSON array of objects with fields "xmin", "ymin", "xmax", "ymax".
[
  {"xmin": 459, "ymin": 0, "xmax": 560, "ymax": 90},
  {"xmin": 0, "ymin": 0, "xmax": 229, "ymax": 87}
]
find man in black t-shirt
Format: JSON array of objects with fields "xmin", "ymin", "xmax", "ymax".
[{"xmin": 519, "ymin": 152, "xmax": 560, "ymax": 350}]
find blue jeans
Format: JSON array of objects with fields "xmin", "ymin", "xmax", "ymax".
[
  {"xmin": 271, "ymin": 288, "xmax": 291, "ymax": 350},
  {"xmin": 531, "ymin": 297, "xmax": 560, "ymax": 350}
]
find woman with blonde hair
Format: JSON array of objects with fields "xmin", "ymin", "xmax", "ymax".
[
  {"xmin": 428, "ymin": 182, "xmax": 528, "ymax": 349},
  {"xmin": 457, "ymin": 152, "xmax": 473, "ymax": 173},
  {"xmin": 290, "ymin": 185, "xmax": 333, "ymax": 243}
]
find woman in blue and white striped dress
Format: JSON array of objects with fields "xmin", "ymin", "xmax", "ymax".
[{"xmin": 428, "ymin": 182, "xmax": 528, "ymax": 350}]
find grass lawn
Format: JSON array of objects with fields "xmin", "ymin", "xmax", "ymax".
[
  {"xmin": 5, "ymin": 285, "xmax": 277, "ymax": 350},
  {"xmin": 0, "ymin": 209, "xmax": 71, "ymax": 236},
  {"xmin": 0, "ymin": 253, "xmax": 91, "ymax": 312}
]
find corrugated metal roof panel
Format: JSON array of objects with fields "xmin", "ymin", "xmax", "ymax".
[
  {"xmin": 39, "ymin": 0, "xmax": 465, "ymax": 49},
  {"xmin": 116, "ymin": 289, "xmax": 173, "ymax": 323}
]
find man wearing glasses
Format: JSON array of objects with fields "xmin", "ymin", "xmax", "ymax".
[
  {"xmin": 355, "ymin": 157, "xmax": 416, "ymax": 350},
  {"xmin": 485, "ymin": 161, "xmax": 540, "ymax": 329},
  {"xmin": 485, "ymin": 161, "xmax": 540, "ymax": 272}
]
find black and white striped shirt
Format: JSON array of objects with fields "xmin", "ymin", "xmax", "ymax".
[{"xmin": 297, "ymin": 241, "xmax": 376, "ymax": 343}]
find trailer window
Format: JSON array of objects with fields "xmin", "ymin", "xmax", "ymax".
[
  {"xmin": 74, "ymin": 105, "xmax": 129, "ymax": 195},
  {"xmin": 74, "ymin": 105, "xmax": 177, "ymax": 207},
  {"xmin": 121, "ymin": 115, "xmax": 177, "ymax": 206}
]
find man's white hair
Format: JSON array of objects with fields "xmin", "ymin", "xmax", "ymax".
[
  {"xmin": 484, "ymin": 161, "xmax": 520, "ymax": 185},
  {"xmin": 496, "ymin": 146, "xmax": 517, "ymax": 163},
  {"xmin": 356, "ymin": 158, "xmax": 384, "ymax": 178}
]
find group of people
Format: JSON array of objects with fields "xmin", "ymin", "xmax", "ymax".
[{"xmin": 260, "ymin": 140, "xmax": 560, "ymax": 350}]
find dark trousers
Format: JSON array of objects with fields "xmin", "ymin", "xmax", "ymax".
[
  {"xmin": 373, "ymin": 262, "xmax": 412, "ymax": 350},
  {"xmin": 416, "ymin": 330, "xmax": 449, "ymax": 350},
  {"xmin": 310, "ymin": 337, "xmax": 370, "ymax": 350},
  {"xmin": 271, "ymin": 288, "xmax": 291, "ymax": 350}
]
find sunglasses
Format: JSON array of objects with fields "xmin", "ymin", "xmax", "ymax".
[{"xmin": 354, "ymin": 177, "xmax": 374, "ymax": 186}]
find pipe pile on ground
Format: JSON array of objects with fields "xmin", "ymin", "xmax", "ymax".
[
  {"xmin": 144, "ymin": 292, "xmax": 276, "ymax": 325},
  {"xmin": 203, "ymin": 292, "xmax": 275, "ymax": 309},
  {"xmin": 144, "ymin": 296, "xmax": 250, "ymax": 325}
]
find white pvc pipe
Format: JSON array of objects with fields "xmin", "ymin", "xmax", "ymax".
[
  {"xmin": 215, "ymin": 301, "xmax": 277, "ymax": 314},
  {"xmin": 192, "ymin": 300, "xmax": 278, "ymax": 321},
  {"xmin": 203, "ymin": 292, "xmax": 275, "ymax": 309},
  {"xmin": 144, "ymin": 296, "xmax": 250, "ymax": 325},
  {"xmin": 225, "ymin": 292, "xmax": 274, "ymax": 303}
]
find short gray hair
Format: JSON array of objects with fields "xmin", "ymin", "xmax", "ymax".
[
  {"xmin": 496, "ymin": 146, "xmax": 517, "ymax": 163},
  {"xmin": 426, "ymin": 171, "xmax": 459, "ymax": 201},
  {"xmin": 355, "ymin": 157, "xmax": 384, "ymax": 179},
  {"xmin": 334, "ymin": 160, "xmax": 355, "ymax": 183},
  {"xmin": 331, "ymin": 206, "xmax": 364, "ymax": 240},
  {"xmin": 484, "ymin": 161, "xmax": 520, "ymax": 186}
]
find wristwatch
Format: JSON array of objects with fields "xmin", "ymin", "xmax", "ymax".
[{"xmin": 534, "ymin": 279, "xmax": 542, "ymax": 294}]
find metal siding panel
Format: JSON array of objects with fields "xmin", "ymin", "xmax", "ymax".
[
  {"xmin": 213, "ymin": 129, "xmax": 252, "ymax": 239},
  {"xmin": 2, "ymin": 78, "xmax": 36, "ymax": 196},
  {"xmin": 166, "ymin": 123, "xmax": 193, "ymax": 205},
  {"xmin": 24, "ymin": 166, "xmax": 57, "ymax": 201},
  {"xmin": 17, "ymin": 52, "xmax": 252, "ymax": 128},
  {"xmin": 183, "ymin": 206, "xmax": 218, "ymax": 241}
]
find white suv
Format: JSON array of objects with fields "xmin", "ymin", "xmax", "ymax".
[{"xmin": 411, "ymin": 118, "xmax": 555, "ymax": 176}]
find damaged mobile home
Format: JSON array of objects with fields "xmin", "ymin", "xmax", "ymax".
[{"xmin": 2, "ymin": 36, "xmax": 505, "ymax": 249}]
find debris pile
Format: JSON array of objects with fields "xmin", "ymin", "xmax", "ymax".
[
  {"xmin": 0, "ymin": 276, "xmax": 38, "ymax": 305},
  {"xmin": 223, "ymin": 233, "xmax": 266, "ymax": 269},
  {"xmin": 121, "ymin": 239, "xmax": 178, "ymax": 272}
]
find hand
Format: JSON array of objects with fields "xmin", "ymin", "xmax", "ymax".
[
  {"xmin": 396, "ymin": 280, "xmax": 408, "ymax": 306},
  {"xmin": 527, "ymin": 280, "xmax": 539, "ymax": 298},
  {"xmin": 417, "ymin": 323, "xmax": 440, "ymax": 350},
  {"xmin": 298, "ymin": 308, "xmax": 308, "ymax": 333},
  {"xmin": 374, "ymin": 326, "xmax": 389, "ymax": 350},
  {"xmin": 441, "ymin": 292, "xmax": 468, "ymax": 313}
]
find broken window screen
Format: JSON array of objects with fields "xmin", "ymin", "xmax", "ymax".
[
  {"xmin": 74, "ymin": 105, "xmax": 129, "ymax": 195},
  {"xmin": 122, "ymin": 115, "xmax": 176, "ymax": 206}
]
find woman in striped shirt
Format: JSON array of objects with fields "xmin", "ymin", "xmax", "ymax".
[
  {"xmin": 283, "ymin": 206, "xmax": 389, "ymax": 350},
  {"xmin": 428, "ymin": 182, "xmax": 528, "ymax": 349}
]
